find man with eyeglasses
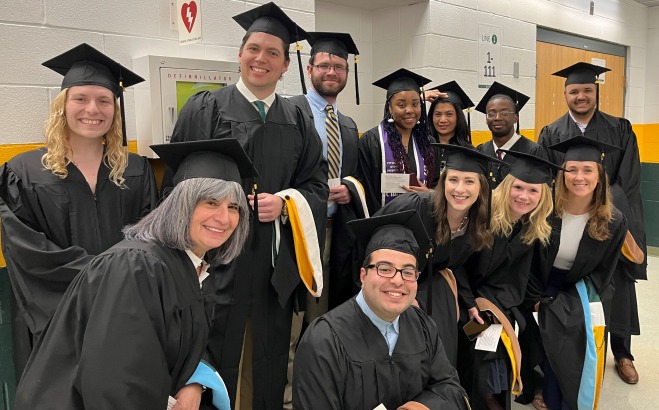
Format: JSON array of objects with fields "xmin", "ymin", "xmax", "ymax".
[
  {"xmin": 475, "ymin": 82, "xmax": 546, "ymax": 188},
  {"xmin": 293, "ymin": 210, "xmax": 470, "ymax": 410}
]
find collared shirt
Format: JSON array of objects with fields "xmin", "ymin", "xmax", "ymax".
[
  {"xmin": 568, "ymin": 110, "xmax": 588, "ymax": 133},
  {"xmin": 306, "ymin": 88, "xmax": 343, "ymax": 216},
  {"xmin": 356, "ymin": 290, "xmax": 400, "ymax": 356},
  {"xmin": 236, "ymin": 77, "xmax": 276, "ymax": 115},
  {"xmin": 185, "ymin": 249, "xmax": 209, "ymax": 288},
  {"xmin": 492, "ymin": 132, "xmax": 522, "ymax": 159}
]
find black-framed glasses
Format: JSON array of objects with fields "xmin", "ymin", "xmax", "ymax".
[
  {"xmin": 364, "ymin": 262, "xmax": 420, "ymax": 282},
  {"xmin": 311, "ymin": 63, "xmax": 349, "ymax": 74},
  {"xmin": 485, "ymin": 111, "xmax": 515, "ymax": 120}
]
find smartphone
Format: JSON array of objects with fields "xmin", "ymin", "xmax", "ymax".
[
  {"xmin": 463, "ymin": 311, "xmax": 492, "ymax": 341},
  {"xmin": 409, "ymin": 173, "xmax": 421, "ymax": 187}
]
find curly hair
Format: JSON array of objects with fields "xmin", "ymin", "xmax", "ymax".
[
  {"xmin": 41, "ymin": 88, "xmax": 128, "ymax": 186},
  {"xmin": 554, "ymin": 163, "xmax": 613, "ymax": 241},
  {"xmin": 432, "ymin": 170, "xmax": 493, "ymax": 251},
  {"xmin": 427, "ymin": 98, "xmax": 472, "ymax": 146},
  {"xmin": 490, "ymin": 174, "xmax": 553, "ymax": 246},
  {"xmin": 381, "ymin": 99, "xmax": 436, "ymax": 186}
]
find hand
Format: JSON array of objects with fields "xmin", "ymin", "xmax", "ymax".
[
  {"xmin": 248, "ymin": 193, "xmax": 284, "ymax": 222},
  {"xmin": 172, "ymin": 383, "xmax": 203, "ymax": 410},
  {"xmin": 423, "ymin": 89, "xmax": 448, "ymax": 103},
  {"xmin": 468, "ymin": 307, "xmax": 484, "ymax": 324},
  {"xmin": 329, "ymin": 184, "xmax": 351, "ymax": 204},
  {"xmin": 401, "ymin": 180, "xmax": 430, "ymax": 193}
]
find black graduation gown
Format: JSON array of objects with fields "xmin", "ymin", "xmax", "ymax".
[
  {"xmin": 288, "ymin": 95, "xmax": 367, "ymax": 309},
  {"xmin": 476, "ymin": 135, "xmax": 547, "ymax": 189},
  {"xmin": 14, "ymin": 241, "xmax": 212, "ymax": 410},
  {"xmin": 170, "ymin": 85, "xmax": 328, "ymax": 409},
  {"xmin": 538, "ymin": 110, "xmax": 646, "ymax": 336},
  {"xmin": 0, "ymin": 148, "xmax": 157, "ymax": 337},
  {"xmin": 293, "ymin": 299, "xmax": 469, "ymax": 410},
  {"xmin": 374, "ymin": 192, "xmax": 474, "ymax": 367},
  {"xmin": 458, "ymin": 222, "xmax": 534, "ymax": 409},
  {"xmin": 519, "ymin": 211, "xmax": 627, "ymax": 408},
  {"xmin": 358, "ymin": 126, "xmax": 436, "ymax": 215}
]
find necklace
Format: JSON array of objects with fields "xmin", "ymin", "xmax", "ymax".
[{"xmin": 450, "ymin": 215, "xmax": 469, "ymax": 239}]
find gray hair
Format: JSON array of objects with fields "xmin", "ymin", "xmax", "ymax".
[{"xmin": 123, "ymin": 178, "xmax": 250, "ymax": 265}]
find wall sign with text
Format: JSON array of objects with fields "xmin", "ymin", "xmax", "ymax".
[{"xmin": 478, "ymin": 25, "xmax": 501, "ymax": 89}]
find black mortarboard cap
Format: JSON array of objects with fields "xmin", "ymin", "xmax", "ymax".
[
  {"xmin": 474, "ymin": 81, "xmax": 529, "ymax": 114},
  {"xmin": 307, "ymin": 32, "xmax": 361, "ymax": 105},
  {"xmin": 348, "ymin": 210, "xmax": 431, "ymax": 261},
  {"xmin": 433, "ymin": 143, "xmax": 506, "ymax": 177},
  {"xmin": 427, "ymin": 81, "xmax": 474, "ymax": 110},
  {"xmin": 42, "ymin": 43, "xmax": 144, "ymax": 96},
  {"xmin": 547, "ymin": 133, "xmax": 621, "ymax": 204},
  {"xmin": 498, "ymin": 149, "xmax": 566, "ymax": 185},
  {"xmin": 150, "ymin": 139, "xmax": 258, "ymax": 186},
  {"xmin": 552, "ymin": 62, "xmax": 611, "ymax": 86},
  {"xmin": 233, "ymin": 2, "xmax": 308, "ymax": 44},
  {"xmin": 43, "ymin": 43, "xmax": 145, "ymax": 147},
  {"xmin": 373, "ymin": 68, "xmax": 432, "ymax": 102}
]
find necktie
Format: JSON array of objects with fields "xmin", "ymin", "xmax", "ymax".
[
  {"xmin": 325, "ymin": 104, "xmax": 340, "ymax": 179},
  {"xmin": 496, "ymin": 149, "xmax": 503, "ymax": 160},
  {"xmin": 254, "ymin": 100, "xmax": 266, "ymax": 122}
]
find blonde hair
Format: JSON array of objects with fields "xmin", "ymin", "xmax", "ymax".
[
  {"xmin": 433, "ymin": 170, "xmax": 493, "ymax": 251},
  {"xmin": 554, "ymin": 164, "xmax": 613, "ymax": 241},
  {"xmin": 490, "ymin": 174, "xmax": 553, "ymax": 246},
  {"xmin": 41, "ymin": 88, "xmax": 128, "ymax": 186}
]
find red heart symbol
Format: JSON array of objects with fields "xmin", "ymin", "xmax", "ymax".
[{"xmin": 180, "ymin": 1, "xmax": 197, "ymax": 33}]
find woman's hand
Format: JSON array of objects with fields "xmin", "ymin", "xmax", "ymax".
[
  {"xmin": 423, "ymin": 89, "xmax": 448, "ymax": 103},
  {"xmin": 172, "ymin": 383, "xmax": 203, "ymax": 410},
  {"xmin": 401, "ymin": 180, "xmax": 430, "ymax": 193},
  {"xmin": 468, "ymin": 307, "xmax": 484, "ymax": 324}
]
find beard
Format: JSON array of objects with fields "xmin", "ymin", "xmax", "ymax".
[{"xmin": 311, "ymin": 75, "xmax": 347, "ymax": 99}]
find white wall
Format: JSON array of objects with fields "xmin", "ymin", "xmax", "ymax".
[
  {"xmin": 1, "ymin": 0, "xmax": 657, "ymax": 146},
  {"xmin": 0, "ymin": 0, "xmax": 315, "ymax": 146},
  {"xmin": 646, "ymin": 6, "xmax": 659, "ymax": 124},
  {"xmin": 315, "ymin": 0, "xmax": 657, "ymax": 133}
]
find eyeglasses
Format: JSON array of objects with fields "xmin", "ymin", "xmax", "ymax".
[
  {"xmin": 311, "ymin": 63, "xmax": 349, "ymax": 74},
  {"xmin": 364, "ymin": 262, "xmax": 420, "ymax": 282},
  {"xmin": 486, "ymin": 111, "xmax": 515, "ymax": 120}
]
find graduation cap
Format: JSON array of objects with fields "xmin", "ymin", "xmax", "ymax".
[
  {"xmin": 474, "ymin": 81, "xmax": 530, "ymax": 134},
  {"xmin": 434, "ymin": 143, "xmax": 507, "ymax": 228},
  {"xmin": 150, "ymin": 139, "xmax": 258, "ymax": 186},
  {"xmin": 373, "ymin": 68, "xmax": 432, "ymax": 102},
  {"xmin": 348, "ymin": 210, "xmax": 431, "ymax": 263},
  {"xmin": 552, "ymin": 62, "xmax": 611, "ymax": 110},
  {"xmin": 233, "ymin": 2, "xmax": 310, "ymax": 94},
  {"xmin": 42, "ymin": 43, "xmax": 145, "ymax": 146},
  {"xmin": 497, "ymin": 150, "xmax": 566, "ymax": 185},
  {"xmin": 427, "ymin": 80, "xmax": 475, "ymax": 135},
  {"xmin": 547, "ymin": 133, "xmax": 622, "ymax": 204},
  {"xmin": 308, "ymin": 32, "xmax": 361, "ymax": 104}
]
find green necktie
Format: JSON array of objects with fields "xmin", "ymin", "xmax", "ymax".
[
  {"xmin": 254, "ymin": 100, "xmax": 266, "ymax": 122},
  {"xmin": 325, "ymin": 104, "xmax": 340, "ymax": 179}
]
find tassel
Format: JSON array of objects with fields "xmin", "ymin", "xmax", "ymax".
[
  {"xmin": 466, "ymin": 108, "xmax": 472, "ymax": 144},
  {"xmin": 354, "ymin": 55, "xmax": 360, "ymax": 105},
  {"xmin": 118, "ymin": 76, "xmax": 127, "ymax": 147},
  {"xmin": 296, "ymin": 42, "xmax": 306, "ymax": 95},
  {"xmin": 251, "ymin": 182, "xmax": 260, "ymax": 248},
  {"xmin": 601, "ymin": 151, "xmax": 607, "ymax": 205},
  {"xmin": 425, "ymin": 246, "xmax": 434, "ymax": 316}
]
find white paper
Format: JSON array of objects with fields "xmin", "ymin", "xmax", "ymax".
[
  {"xmin": 167, "ymin": 396, "xmax": 177, "ymax": 410},
  {"xmin": 533, "ymin": 311, "xmax": 539, "ymax": 325},
  {"xmin": 380, "ymin": 173, "xmax": 409, "ymax": 194},
  {"xmin": 328, "ymin": 178, "xmax": 341, "ymax": 208},
  {"xmin": 373, "ymin": 404, "xmax": 388, "ymax": 410},
  {"xmin": 590, "ymin": 302, "xmax": 605, "ymax": 327},
  {"xmin": 475, "ymin": 324, "xmax": 503, "ymax": 352}
]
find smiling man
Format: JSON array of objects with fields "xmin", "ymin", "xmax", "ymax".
[
  {"xmin": 293, "ymin": 211, "xmax": 470, "ymax": 410},
  {"xmin": 475, "ymin": 82, "xmax": 546, "ymax": 189},
  {"xmin": 538, "ymin": 62, "xmax": 647, "ymax": 386},
  {"xmin": 168, "ymin": 3, "xmax": 328, "ymax": 409}
]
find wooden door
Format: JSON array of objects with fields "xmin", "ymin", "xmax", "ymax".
[{"xmin": 535, "ymin": 41, "xmax": 625, "ymax": 138}]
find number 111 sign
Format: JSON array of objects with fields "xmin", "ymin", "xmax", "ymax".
[{"xmin": 478, "ymin": 24, "xmax": 501, "ymax": 88}]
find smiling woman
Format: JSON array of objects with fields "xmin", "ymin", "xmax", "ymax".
[{"xmin": 15, "ymin": 139, "xmax": 253, "ymax": 410}]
